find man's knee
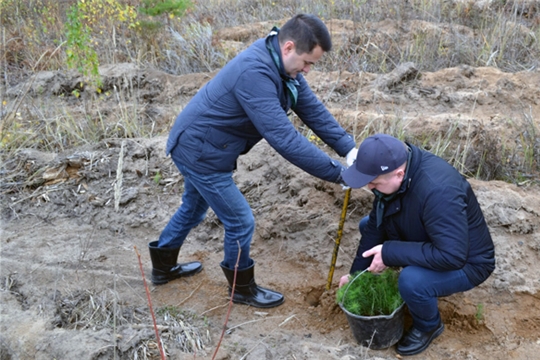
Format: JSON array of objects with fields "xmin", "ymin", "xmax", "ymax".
[
  {"xmin": 242, "ymin": 213, "xmax": 256, "ymax": 236},
  {"xmin": 231, "ymin": 213, "xmax": 255, "ymax": 249},
  {"xmin": 398, "ymin": 267, "xmax": 428, "ymax": 299},
  {"xmin": 359, "ymin": 215, "xmax": 369, "ymax": 235}
]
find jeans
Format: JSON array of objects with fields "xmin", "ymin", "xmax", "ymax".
[
  {"xmin": 158, "ymin": 161, "xmax": 254, "ymax": 269},
  {"xmin": 399, "ymin": 266, "xmax": 474, "ymax": 332},
  {"xmin": 359, "ymin": 215, "xmax": 475, "ymax": 332}
]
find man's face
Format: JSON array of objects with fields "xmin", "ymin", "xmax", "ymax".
[
  {"xmin": 367, "ymin": 169, "xmax": 405, "ymax": 195},
  {"xmin": 281, "ymin": 41, "xmax": 324, "ymax": 78}
]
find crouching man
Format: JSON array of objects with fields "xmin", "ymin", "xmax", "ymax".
[{"xmin": 339, "ymin": 134, "xmax": 495, "ymax": 356}]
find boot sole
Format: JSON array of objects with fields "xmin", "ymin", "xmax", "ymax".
[
  {"xmin": 232, "ymin": 297, "xmax": 285, "ymax": 308},
  {"xmin": 151, "ymin": 266, "xmax": 203, "ymax": 285}
]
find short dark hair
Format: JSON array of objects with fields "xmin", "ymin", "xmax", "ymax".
[{"xmin": 279, "ymin": 14, "xmax": 332, "ymax": 54}]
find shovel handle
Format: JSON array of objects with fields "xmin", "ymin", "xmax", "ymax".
[{"xmin": 326, "ymin": 187, "xmax": 351, "ymax": 290}]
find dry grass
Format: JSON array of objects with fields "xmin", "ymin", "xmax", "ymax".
[
  {"xmin": 54, "ymin": 288, "xmax": 209, "ymax": 357},
  {"xmin": 0, "ymin": 4, "xmax": 537, "ymax": 202},
  {"xmin": 2, "ymin": 0, "xmax": 538, "ymax": 78},
  {"xmin": 2, "ymin": 0, "xmax": 538, "ymax": 184}
]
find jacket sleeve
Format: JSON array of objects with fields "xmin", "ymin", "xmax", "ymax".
[
  {"xmin": 293, "ymin": 75, "xmax": 356, "ymax": 157},
  {"xmin": 234, "ymin": 67, "xmax": 345, "ymax": 183},
  {"xmin": 381, "ymin": 185, "xmax": 469, "ymax": 271}
]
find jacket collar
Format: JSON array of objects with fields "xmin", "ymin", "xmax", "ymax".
[
  {"xmin": 397, "ymin": 144, "xmax": 414, "ymax": 194},
  {"xmin": 265, "ymin": 27, "xmax": 299, "ymax": 108},
  {"xmin": 372, "ymin": 144, "xmax": 414, "ymax": 228}
]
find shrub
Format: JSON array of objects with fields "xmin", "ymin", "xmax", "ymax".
[{"xmin": 336, "ymin": 269, "xmax": 403, "ymax": 317}]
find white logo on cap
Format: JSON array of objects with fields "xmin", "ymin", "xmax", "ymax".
[{"xmin": 381, "ymin": 165, "xmax": 389, "ymax": 171}]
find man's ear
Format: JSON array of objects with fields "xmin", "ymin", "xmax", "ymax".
[{"xmin": 282, "ymin": 40, "xmax": 295, "ymax": 55}]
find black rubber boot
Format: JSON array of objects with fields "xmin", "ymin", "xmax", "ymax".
[
  {"xmin": 220, "ymin": 261, "xmax": 284, "ymax": 308},
  {"xmin": 148, "ymin": 241, "xmax": 203, "ymax": 285}
]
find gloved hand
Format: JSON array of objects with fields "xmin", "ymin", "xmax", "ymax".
[
  {"xmin": 337, "ymin": 169, "xmax": 350, "ymax": 190},
  {"xmin": 346, "ymin": 147, "xmax": 358, "ymax": 166}
]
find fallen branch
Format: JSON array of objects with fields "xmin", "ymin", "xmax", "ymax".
[{"xmin": 134, "ymin": 246, "xmax": 166, "ymax": 360}]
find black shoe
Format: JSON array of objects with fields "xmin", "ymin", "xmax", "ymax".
[{"xmin": 396, "ymin": 321, "xmax": 444, "ymax": 356}]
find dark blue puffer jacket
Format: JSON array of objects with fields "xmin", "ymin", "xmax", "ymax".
[
  {"xmin": 166, "ymin": 37, "xmax": 355, "ymax": 182},
  {"xmin": 350, "ymin": 144, "xmax": 495, "ymax": 286}
]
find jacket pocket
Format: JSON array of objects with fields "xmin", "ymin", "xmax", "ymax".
[{"xmin": 198, "ymin": 127, "xmax": 247, "ymax": 172}]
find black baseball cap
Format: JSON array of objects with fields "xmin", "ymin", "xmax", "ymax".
[{"xmin": 342, "ymin": 134, "xmax": 407, "ymax": 188}]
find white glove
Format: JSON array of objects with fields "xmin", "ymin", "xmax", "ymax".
[
  {"xmin": 346, "ymin": 147, "xmax": 358, "ymax": 166},
  {"xmin": 338, "ymin": 168, "xmax": 350, "ymax": 190}
]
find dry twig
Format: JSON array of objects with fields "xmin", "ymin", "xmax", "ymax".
[
  {"xmin": 134, "ymin": 246, "xmax": 166, "ymax": 360},
  {"xmin": 211, "ymin": 241, "xmax": 241, "ymax": 360}
]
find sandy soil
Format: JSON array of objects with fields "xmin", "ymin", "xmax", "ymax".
[{"xmin": 2, "ymin": 20, "xmax": 540, "ymax": 360}]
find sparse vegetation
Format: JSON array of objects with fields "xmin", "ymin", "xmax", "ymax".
[
  {"xmin": 2, "ymin": 0, "xmax": 538, "ymax": 184},
  {"xmin": 2, "ymin": 0, "xmax": 539, "ymax": 75},
  {"xmin": 55, "ymin": 289, "xmax": 208, "ymax": 356},
  {"xmin": 476, "ymin": 303, "xmax": 485, "ymax": 323}
]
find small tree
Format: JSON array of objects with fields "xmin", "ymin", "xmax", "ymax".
[
  {"xmin": 65, "ymin": 4, "xmax": 101, "ymax": 88},
  {"xmin": 64, "ymin": 0, "xmax": 138, "ymax": 91},
  {"xmin": 139, "ymin": 0, "xmax": 192, "ymax": 26}
]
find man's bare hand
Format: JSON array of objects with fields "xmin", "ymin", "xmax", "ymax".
[
  {"xmin": 362, "ymin": 245, "xmax": 387, "ymax": 273},
  {"xmin": 339, "ymin": 274, "xmax": 350, "ymax": 288}
]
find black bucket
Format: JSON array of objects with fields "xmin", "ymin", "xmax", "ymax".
[{"xmin": 339, "ymin": 301, "xmax": 405, "ymax": 350}]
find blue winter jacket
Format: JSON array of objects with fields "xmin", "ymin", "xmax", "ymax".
[
  {"xmin": 166, "ymin": 37, "xmax": 355, "ymax": 182},
  {"xmin": 350, "ymin": 144, "xmax": 495, "ymax": 286}
]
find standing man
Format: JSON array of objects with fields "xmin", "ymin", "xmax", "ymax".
[
  {"xmin": 339, "ymin": 134, "xmax": 495, "ymax": 355},
  {"xmin": 149, "ymin": 14, "xmax": 358, "ymax": 308}
]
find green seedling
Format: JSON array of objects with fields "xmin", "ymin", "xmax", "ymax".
[
  {"xmin": 337, "ymin": 269, "xmax": 403, "ymax": 317},
  {"xmin": 153, "ymin": 170, "xmax": 162, "ymax": 184},
  {"xmin": 475, "ymin": 303, "xmax": 485, "ymax": 322}
]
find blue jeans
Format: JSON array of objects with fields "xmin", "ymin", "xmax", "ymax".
[
  {"xmin": 158, "ymin": 161, "xmax": 254, "ymax": 269},
  {"xmin": 359, "ymin": 216, "xmax": 475, "ymax": 332}
]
